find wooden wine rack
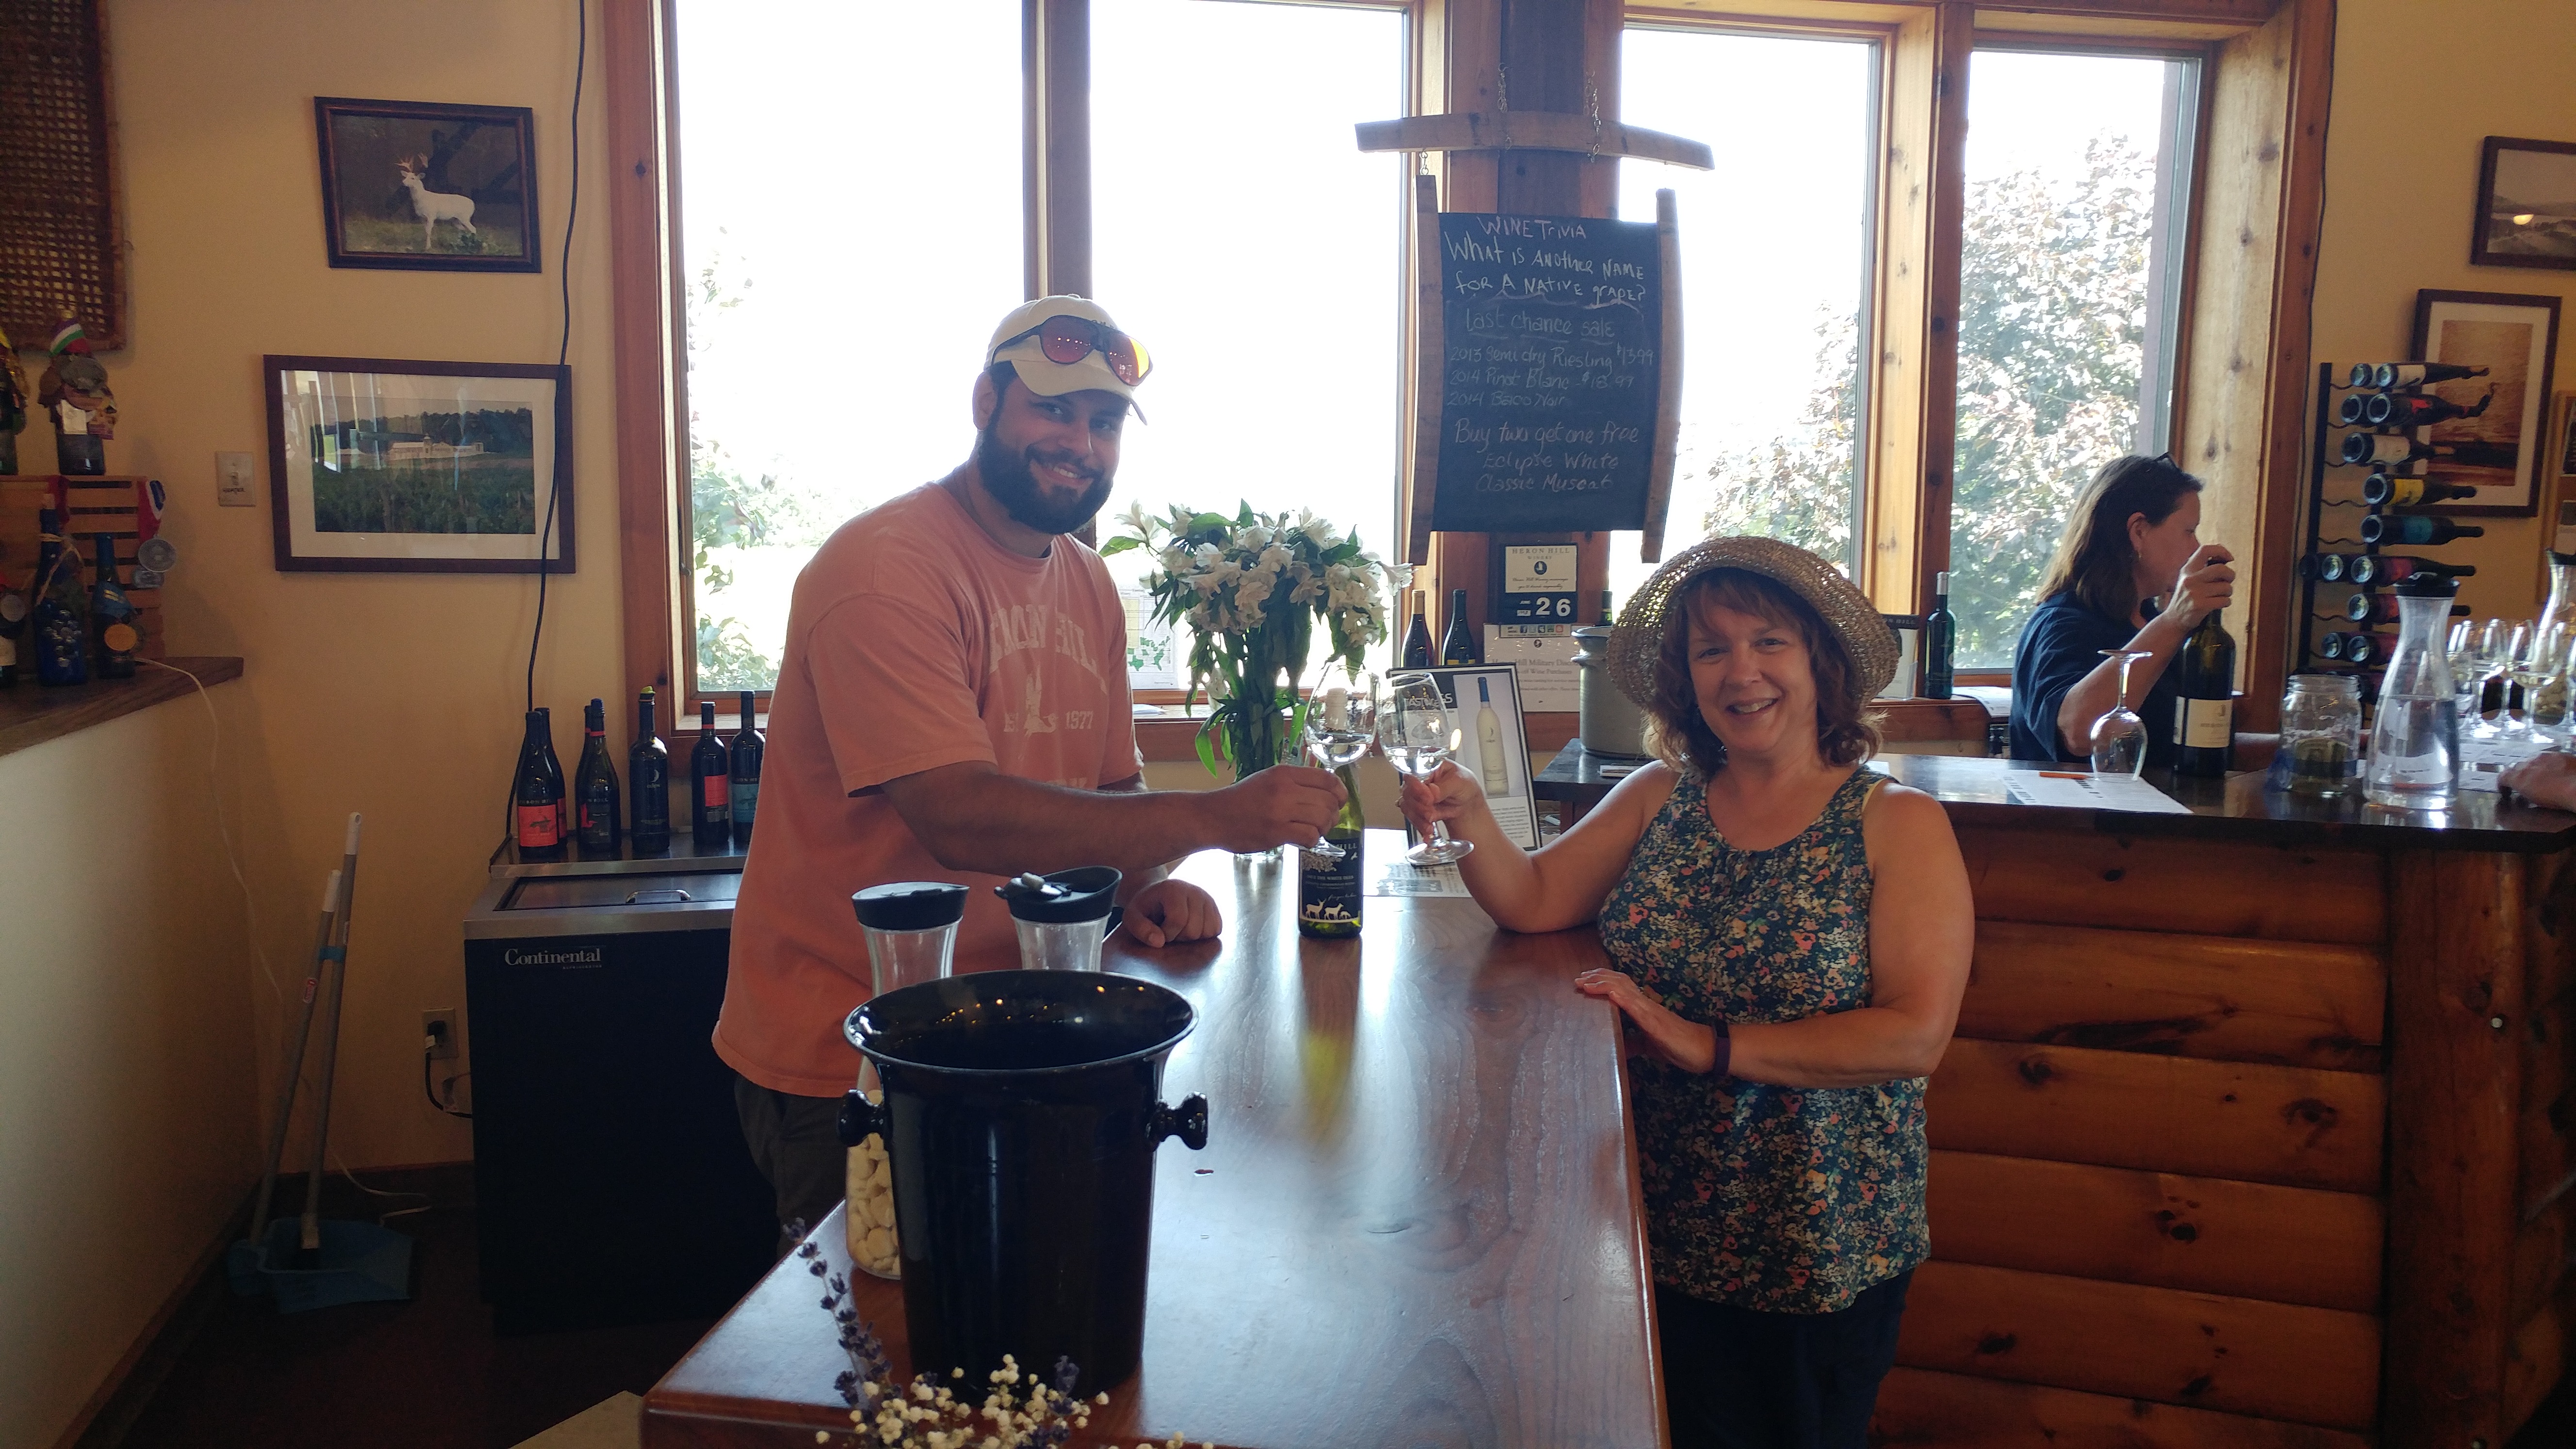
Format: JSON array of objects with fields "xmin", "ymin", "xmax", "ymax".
[
  {"xmin": 2294, "ymin": 363, "xmax": 2478, "ymax": 685},
  {"xmin": 0, "ymin": 474, "xmax": 170, "ymax": 660}
]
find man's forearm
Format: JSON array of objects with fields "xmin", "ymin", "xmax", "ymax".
[{"xmin": 888, "ymin": 766, "xmax": 1217, "ymax": 876}]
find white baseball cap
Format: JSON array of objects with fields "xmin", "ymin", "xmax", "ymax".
[{"xmin": 984, "ymin": 295, "xmax": 1150, "ymax": 419}]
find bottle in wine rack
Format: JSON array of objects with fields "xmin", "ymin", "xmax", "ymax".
[
  {"xmin": 1401, "ymin": 591, "xmax": 1433, "ymax": 669},
  {"xmin": 2326, "ymin": 631, "xmax": 2386, "ymax": 665},
  {"xmin": 2344, "ymin": 595, "xmax": 2472, "ymax": 626},
  {"xmin": 2172, "ymin": 607, "xmax": 2236, "ymax": 776},
  {"xmin": 2363, "ymin": 473, "xmax": 2479, "ymax": 507},
  {"xmin": 2351, "ymin": 555, "xmax": 2475, "ymax": 586},
  {"xmin": 2342, "ymin": 433, "xmax": 2459, "ymax": 467},
  {"xmin": 629, "ymin": 689, "xmax": 671, "ymax": 854},
  {"xmin": 574, "ymin": 697, "xmax": 622, "ymax": 857},
  {"xmin": 730, "ymin": 690, "xmax": 763, "ymax": 846},
  {"xmin": 2300, "ymin": 553, "xmax": 2352, "ymax": 582},
  {"xmin": 2361, "ymin": 514, "xmax": 2483, "ymax": 546},
  {"xmin": 87, "ymin": 532, "xmax": 136, "ymax": 678},
  {"xmin": 2371, "ymin": 361, "xmax": 2489, "ymax": 389},
  {"xmin": 2364, "ymin": 389, "xmax": 2491, "ymax": 428},
  {"xmin": 514, "ymin": 708, "xmax": 567, "ymax": 863},
  {"xmin": 692, "ymin": 700, "xmax": 731, "ymax": 848},
  {"xmin": 2336, "ymin": 392, "xmax": 2372, "ymax": 427},
  {"xmin": 1439, "ymin": 588, "xmax": 1479, "ymax": 666}
]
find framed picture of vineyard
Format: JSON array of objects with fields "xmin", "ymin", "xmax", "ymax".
[{"xmin": 264, "ymin": 354, "xmax": 572, "ymax": 573}]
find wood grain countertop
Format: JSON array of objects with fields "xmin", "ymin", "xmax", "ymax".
[
  {"xmin": 642, "ymin": 830, "xmax": 1667, "ymax": 1449},
  {"xmin": 0, "ymin": 656, "xmax": 242, "ymax": 760}
]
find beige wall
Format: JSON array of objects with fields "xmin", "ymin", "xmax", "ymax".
[{"xmin": 2308, "ymin": 0, "xmax": 2576, "ymax": 619}]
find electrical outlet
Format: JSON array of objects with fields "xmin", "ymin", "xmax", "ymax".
[
  {"xmin": 423, "ymin": 1009, "xmax": 461, "ymax": 1060},
  {"xmin": 215, "ymin": 451, "xmax": 255, "ymax": 507}
]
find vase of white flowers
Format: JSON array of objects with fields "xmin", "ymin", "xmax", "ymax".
[{"xmin": 1105, "ymin": 501, "xmax": 1405, "ymax": 788}]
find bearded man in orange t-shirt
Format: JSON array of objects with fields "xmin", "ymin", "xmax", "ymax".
[{"xmin": 718, "ymin": 297, "xmax": 1348, "ymax": 1242}]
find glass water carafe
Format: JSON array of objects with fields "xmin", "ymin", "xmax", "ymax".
[
  {"xmin": 2545, "ymin": 551, "xmax": 2576, "ymax": 640},
  {"xmin": 2365, "ymin": 579, "xmax": 2463, "ymax": 810}
]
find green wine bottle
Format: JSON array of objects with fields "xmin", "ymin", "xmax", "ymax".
[
  {"xmin": 1297, "ymin": 766, "xmax": 1365, "ymax": 939},
  {"xmin": 2171, "ymin": 607, "xmax": 2236, "ymax": 776}
]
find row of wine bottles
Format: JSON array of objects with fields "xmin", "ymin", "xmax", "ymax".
[
  {"xmin": 2340, "ymin": 361, "xmax": 2489, "ymax": 390},
  {"xmin": 2334, "ymin": 388, "xmax": 2492, "ymax": 429},
  {"xmin": 2301, "ymin": 553, "xmax": 2475, "ymax": 585},
  {"xmin": 0, "ymin": 508, "xmax": 140, "ymax": 688},
  {"xmin": 1399, "ymin": 589, "xmax": 1488, "ymax": 668},
  {"xmin": 512, "ymin": 689, "xmax": 765, "ymax": 861}
]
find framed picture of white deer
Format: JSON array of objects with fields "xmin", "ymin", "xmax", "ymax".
[{"xmin": 314, "ymin": 97, "xmax": 540, "ymax": 272}]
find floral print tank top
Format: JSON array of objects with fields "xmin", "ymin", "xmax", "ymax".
[{"xmin": 1597, "ymin": 765, "xmax": 1929, "ymax": 1315}]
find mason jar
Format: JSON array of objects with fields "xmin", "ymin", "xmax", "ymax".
[{"xmin": 2280, "ymin": 674, "xmax": 2363, "ymax": 796}]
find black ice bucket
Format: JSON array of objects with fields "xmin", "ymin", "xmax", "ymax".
[{"xmin": 838, "ymin": 970, "xmax": 1208, "ymax": 1394}]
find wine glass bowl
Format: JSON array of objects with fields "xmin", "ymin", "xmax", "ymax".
[
  {"xmin": 1378, "ymin": 671, "xmax": 1474, "ymax": 866},
  {"xmin": 2089, "ymin": 650, "xmax": 2153, "ymax": 776},
  {"xmin": 1300, "ymin": 662, "xmax": 1378, "ymax": 860}
]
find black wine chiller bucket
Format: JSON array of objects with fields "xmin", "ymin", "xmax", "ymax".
[{"xmin": 837, "ymin": 970, "xmax": 1208, "ymax": 1395}]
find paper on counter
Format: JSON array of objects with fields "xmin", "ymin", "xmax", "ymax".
[
  {"xmin": 2003, "ymin": 771, "xmax": 2194, "ymax": 814},
  {"xmin": 1487, "ymin": 627, "xmax": 1580, "ymax": 712},
  {"xmin": 1368, "ymin": 856, "xmax": 1473, "ymax": 898},
  {"xmin": 2457, "ymin": 734, "xmax": 2558, "ymax": 792}
]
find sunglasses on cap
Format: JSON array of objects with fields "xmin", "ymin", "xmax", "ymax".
[{"xmin": 994, "ymin": 315, "xmax": 1151, "ymax": 387}]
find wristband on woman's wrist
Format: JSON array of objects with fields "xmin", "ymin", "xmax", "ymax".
[{"xmin": 1708, "ymin": 1019, "xmax": 1731, "ymax": 1078}]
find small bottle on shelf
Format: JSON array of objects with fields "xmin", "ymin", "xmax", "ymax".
[
  {"xmin": 692, "ymin": 700, "xmax": 732, "ymax": 849},
  {"xmin": 514, "ymin": 708, "xmax": 567, "ymax": 863},
  {"xmin": 87, "ymin": 531, "xmax": 136, "ymax": 678},
  {"xmin": 1401, "ymin": 591, "xmax": 1433, "ymax": 669},
  {"xmin": 1922, "ymin": 571, "xmax": 1957, "ymax": 699},
  {"xmin": 573, "ymin": 697, "xmax": 622, "ymax": 858},
  {"xmin": 31, "ymin": 510, "xmax": 87, "ymax": 687},
  {"xmin": 1439, "ymin": 588, "xmax": 1479, "ymax": 666},
  {"xmin": 730, "ymin": 691, "xmax": 763, "ymax": 846},
  {"xmin": 628, "ymin": 689, "xmax": 672, "ymax": 855}
]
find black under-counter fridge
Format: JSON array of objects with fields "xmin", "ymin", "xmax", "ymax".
[{"xmin": 460, "ymin": 837, "xmax": 775, "ymax": 1333}]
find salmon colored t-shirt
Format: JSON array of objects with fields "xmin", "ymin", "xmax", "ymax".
[{"xmin": 715, "ymin": 483, "xmax": 1143, "ymax": 1096}]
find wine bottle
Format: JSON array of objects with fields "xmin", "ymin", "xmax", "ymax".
[
  {"xmin": 629, "ymin": 689, "xmax": 671, "ymax": 854},
  {"xmin": 2361, "ymin": 514, "xmax": 2484, "ymax": 546},
  {"xmin": 87, "ymin": 532, "xmax": 136, "ymax": 678},
  {"xmin": 2364, "ymin": 388, "xmax": 2490, "ymax": 428},
  {"xmin": 2171, "ymin": 607, "xmax": 2236, "ymax": 776},
  {"xmin": 514, "ymin": 708, "xmax": 567, "ymax": 863},
  {"xmin": 31, "ymin": 510, "xmax": 86, "ymax": 687},
  {"xmin": 692, "ymin": 700, "xmax": 731, "ymax": 848},
  {"xmin": 1923, "ymin": 570, "xmax": 1957, "ymax": 698},
  {"xmin": 2351, "ymin": 555, "xmax": 2475, "ymax": 585},
  {"xmin": 574, "ymin": 697, "xmax": 622, "ymax": 858},
  {"xmin": 2362, "ymin": 473, "xmax": 2479, "ymax": 507},
  {"xmin": 2340, "ymin": 594, "xmax": 2463, "ymax": 625},
  {"xmin": 1475, "ymin": 677, "xmax": 1510, "ymax": 794},
  {"xmin": 1439, "ymin": 588, "xmax": 1478, "ymax": 666},
  {"xmin": 730, "ymin": 690, "xmax": 763, "ymax": 846},
  {"xmin": 1401, "ymin": 591, "xmax": 1433, "ymax": 669},
  {"xmin": 2342, "ymin": 433, "xmax": 2459, "ymax": 467},
  {"xmin": 2372, "ymin": 361, "xmax": 2489, "ymax": 389},
  {"xmin": 1597, "ymin": 589, "xmax": 1616, "ymax": 626},
  {"xmin": 1295, "ymin": 765, "xmax": 1365, "ymax": 939},
  {"xmin": 0, "ymin": 576, "xmax": 26, "ymax": 689},
  {"xmin": 2335, "ymin": 392, "xmax": 2372, "ymax": 427},
  {"xmin": 2299, "ymin": 553, "xmax": 2352, "ymax": 582}
]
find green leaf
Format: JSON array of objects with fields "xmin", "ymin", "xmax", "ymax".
[
  {"xmin": 1190, "ymin": 512, "xmax": 1231, "ymax": 535},
  {"xmin": 1097, "ymin": 535, "xmax": 1141, "ymax": 555},
  {"xmin": 1194, "ymin": 721, "xmax": 1221, "ymax": 778}
]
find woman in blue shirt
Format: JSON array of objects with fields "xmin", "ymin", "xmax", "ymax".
[{"xmin": 2010, "ymin": 454, "xmax": 2236, "ymax": 766}]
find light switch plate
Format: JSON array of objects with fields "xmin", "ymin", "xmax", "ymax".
[{"xmin": 215, "ymin": 451, "xmax": 255, "ymax": 507}]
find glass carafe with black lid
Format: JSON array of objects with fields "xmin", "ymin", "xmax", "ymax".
[{"xmin": 997, "ymin": 866, "xmax": 1122, "ymax": 970}]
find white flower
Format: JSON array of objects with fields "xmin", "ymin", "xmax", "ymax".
[{"xmin": 1192, "ymin": 542, "xmax": 1221, "ymax": 567}]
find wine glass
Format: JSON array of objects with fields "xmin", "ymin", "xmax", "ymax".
[
  {"xmin": 2089, "ymin": 650, "xmax": 2153, "ymax": 776},
  {"xmin": 2510, "ymin": 622, "xmax": 2567, "ymax": 742},
  {"xmin": 1299, "ymin": 660, "xmax": 1378, "ymax": 860},
  {"xmin": 2496, "ymin": 621, "xmax": 2541, "ymax": 741},
  {"xmin": 1377, "ymin": 670, "xmax": 1474, "ymax": 866},
  {"xmin": 2467, "ymin": 618, "xmax": 2512, "ymax": 739},
  {"xmin": 2451, "ymin": 618, "xmax": 2492, "ymax": 735}
]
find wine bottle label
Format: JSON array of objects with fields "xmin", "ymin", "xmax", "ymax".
[
  {"xmin": 515, "ymin": 803, "xmax": 561, "ymax": 847},
  {"xmin": 2174, "ymin": 697, "xmax": 2233, "ymax": 748},
  {"xmin": 701, "ymin": 775, "xmax": 729, "ymax": 809},
  {"xmin": 732, "ymin": 780, "xmax": 760, "ymax": 823},
  {"xmin": 1299, "ymin": 840, "xmax": 1364, "ymax": 931}
]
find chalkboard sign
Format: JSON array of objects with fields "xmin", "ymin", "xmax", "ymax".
[{"xmin": 1428, "ymin": 210, "xmax": 1666, "ymax": 535}]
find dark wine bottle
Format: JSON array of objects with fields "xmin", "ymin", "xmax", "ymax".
[
  {"xmin": 2335, "ymin": 392, "xmax": 2372, "ymax": 427},
  {"xmin": 514, "ymin": 708, "xmax": 567, "ymax": 862},
  {"xmin": 1597, "ymin": 589, "xmax": 1616, "ymax": 626},
  {"xmin": 2339, "ymin": 594, "xmax": 2462, "ymax": 625},
  {"xmin": 1922, "ymin": 569, "xmax": 1956, "ymax": 699},
  {"xmin": 1401, "ymin": 591, "xmax": 1433, "ymax": 669},
  {"xmin": 2364, "ymin": 388, "xmax": 2491, "ymax": 428},
  {"xmin": 2362, "ymin": 472, "xmax": 2479, "ymax": 507},
  {"xmin": 1296, "ymin": 766, "xmax": 1365, "ymax": 939},
  {"xmin": 2342, "ymin": 432, "xmax": 2459, "ymax": 467},
  {"xmin": 2361, "ymin": 514, "xmax": 2484, "ymax": 546},
  {"xmin": 2299, "ymin": 553, "xmax": 2352, "ymax": 582},
  {"xmin": 692, "ymin": 700, "xmax": 731, "ymax": 848},
  {"xmin": 730, "ymin": 690, "xmax": 763, "ymax": 846},
  {"xmin": 31, "ymin": 510, "xmax": 86, "ymax": 687},
  {"xmin": 0, "ymin": 574, "xmax": 26, "ymax": 689},
  {"xmin": 2171, "ymin": 607, "xmax": 2236, "ymax": 776},
  {"xmin": 2351, "ymin": 555, "xmax": 2475, "ymax": 585},
  {"xmin": 574, "ymin": 697, "xmax": 622, "ymax": 858},
  {"xmin": 1439, "ymin": 588, "xmax": 1479, "ymax": 666},
  {"xmin": 629, "ymin": 689, "xmax": 671, "ymax": 854},
  {"xmin": 87, "ymin": 532, "xmax": 136, "ymax": 677},
  {"xmin": 2372, "ymin": 361, "xmax": 2488, "ymax": 389}
]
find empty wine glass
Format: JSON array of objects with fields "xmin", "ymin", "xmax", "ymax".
[
  {"xmin": 2495, "ymin": 621, "xmax": 2542, "ymax": 741},
  {"xmin": 2090, "ymin": 650, "xmax": 2154, "ymax": 775},
  {"xmin": 1378, "ymin": 670, "xmax": 1473, "ymax": 866},
  {"xmin": 2467, "ymin": 618, "xmax": 2512, "ymax": 740},
  {"xmin": 1299, "ymin": 660, "xmax": 1378, "ymax": 860}
]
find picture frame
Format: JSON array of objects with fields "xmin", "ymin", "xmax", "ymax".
[
  {"xmin": 2472, "ymin": 137, "xmax": 2576, "ymax": 272},
  {"xmin": 2407, "ymin": 290, "xmax": 2562, "ymax": 517},
  {"xmin": 264, "ymin": 355, "xmax": 572, "ymax": 574},
  {"xmin": 1422, "ymin": 665, "xmax": 1540, "ymax": 848},
  {"xmin": 315, "ymin": 97, "xmax": 540, "ymax": 272}
]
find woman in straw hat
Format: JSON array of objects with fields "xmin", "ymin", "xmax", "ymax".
[{"xmin": 1398, "ymin": 536, "xmax": 1972, "ymax": 1448}]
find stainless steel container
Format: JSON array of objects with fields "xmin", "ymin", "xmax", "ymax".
[{"xmin": 1574, "ymin": 625, "xmax": 1649, "ymax": 758}]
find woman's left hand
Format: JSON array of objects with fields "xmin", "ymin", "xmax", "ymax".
[{"xmin": 1575, "ymin": 968, "xmax": 1722, "ymax": 1074}]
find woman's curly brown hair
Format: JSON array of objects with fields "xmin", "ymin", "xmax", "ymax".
[{"xmin": 1644, "ymin": 569, "xmax": 1884, "ymax": 777}]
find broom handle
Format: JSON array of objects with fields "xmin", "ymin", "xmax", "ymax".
[
  {"xmin": 248, "ymin": 869, "xmax": 341, "ymax": 1245},
  {"xmin": 299, "ymin": 814, "xmax": 363, "ymax": 1252}
]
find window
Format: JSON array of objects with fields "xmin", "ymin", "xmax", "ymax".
[
  {"xmin": 1612, "ymin": 24, "xmax": 1879, "ymax": 598},
  {"xmin": 1948, "ymin": 47, "xmax": 2200, "ymax": 669}
]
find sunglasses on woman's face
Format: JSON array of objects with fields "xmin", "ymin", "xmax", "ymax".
[{"xmin": 995, "ymin": 316, "xmax": 1151, "ymax": 386}]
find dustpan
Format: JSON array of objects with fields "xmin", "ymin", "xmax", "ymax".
[{"xmin": 226, "ymin": 1218, "xmax": 415, "ymax": 1313}]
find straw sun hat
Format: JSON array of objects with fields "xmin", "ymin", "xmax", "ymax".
[{"xmin": 1606, "ymin": 535, "xmax": 1900, "ymax": 710}]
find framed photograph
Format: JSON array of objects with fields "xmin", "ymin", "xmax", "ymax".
[
  {"xmin": 264, "ymin": 355, "xmax": 572, "ymax": 573},
  {"xmin": 2408, "ymin": 290, "xmax": 2562, "ymax": 516},
  {"xmin": 1879, "ymin": 614, "xmax": 1923, "ymax": 701},
  {"xmin": 315, "ymin": 97, "xmax": 540, "ymax": 272},
  {"xmin": 2473, "ymin": 137, "xmax": 2576, "ymax": 272}
]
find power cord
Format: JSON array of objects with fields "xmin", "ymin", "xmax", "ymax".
[
  {"xmin": 422, "ymin": 1032, "xmax": 474, "ymax": 1120},
  {"xmin": 526, "ymin": 0, "xmax": 587, "ymax": 716}
]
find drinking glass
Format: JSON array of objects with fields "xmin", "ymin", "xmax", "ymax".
[
  {"xmin": 1378, "ymin": 670, "xmax": 1473, "ymax": 866},
  {"xmin": 2499, "ymin": 621, "xmax": 2547, "ymax": 741},
  {"xmin": 2089, "ymin": 650, "xmax": 2154, "ymax": 776},
  {"xmin": 1299, "ymin": 660, "xmax": 1378, "ymax": 860},
  {"xmin": 2450, "ymin": 619, "xmax": 2490, "ymax": 734},
  {"xmin": 2467, "ymin": 618, "xmax": 2512, "ymax": 740}
]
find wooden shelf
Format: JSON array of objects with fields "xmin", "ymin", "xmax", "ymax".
[{"xmin": 0, "ymin": 657, "xmax": 243, "ymax": 760}]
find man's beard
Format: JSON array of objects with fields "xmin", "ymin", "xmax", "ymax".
[{"xmin": 977, "ymin": 420, "xmax": 1113, "ymax": 535}]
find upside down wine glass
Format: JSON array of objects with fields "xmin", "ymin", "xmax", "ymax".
[
  {"xmin": 2089, "ymin": 650, "xmax": 2154, "ymax": 776},
  {"xmin": 1300, "ymin": 660, "xmax": 1379, "ymax": 860},
  {"xmin": 1379, "ymin": 670, "xmax": 1474, "ymax": 866}
]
